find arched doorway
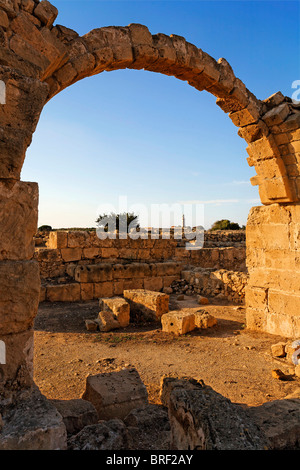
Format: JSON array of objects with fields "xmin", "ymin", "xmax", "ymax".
[{"xmin": 1, "ymin": 1, "xmax": 300, "ymax": 417}]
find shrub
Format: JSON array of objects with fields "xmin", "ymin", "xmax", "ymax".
[{"xmin": 210, "ymin": 219, "xmax": 242, "ymax": 231}]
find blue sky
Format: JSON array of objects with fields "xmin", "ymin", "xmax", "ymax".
[{"xmin": 21, "ymin": 0, "xmax": 299, "ymax": 229}]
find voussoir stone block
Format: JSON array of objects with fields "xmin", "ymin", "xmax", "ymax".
[
  {"xmin": 81, "ymin": 368, "xmax": 148, "ymax": 420},
  {"xmin": 33, "ymin": 0, "xmax": 58, "ymax": 28},
  {"xmin": 123, "ymin": 289, "xmax": 169, "ymax": 322},
  {"xmin": 0, "ymin": 180, "xmax": 38, "ymax": 260}
]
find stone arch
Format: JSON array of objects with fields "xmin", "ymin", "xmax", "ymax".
[
  {"xmin": 44, "ymin": 23, "xmax": 298, "ymax": 205},
  {"xmin": 0, "ymin": 5, "xmax": 298, "ymax": 203},
  {"xmin": 1, "ymin": 0, "xmax": 300, "ymax": 433}
]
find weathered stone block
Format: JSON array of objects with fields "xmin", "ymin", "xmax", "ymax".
[
  {"xmin": 0, "ymin": 260, "xmax": 40, "ymax": 334},
  {"xmin": 81, "ymin": 368, "xmax": 148, "ymax": 420},
  {"xmin": 99, "ymin": 297, "xmax": 130, "ymax": 328},
  {"xmin": 271, "ymin": 342, "xmax": 286, "ymax": 358},
  {"xmin": 34, "ymin": 0, "xmax": 58, "ymax": 27},
  {"xmin": 46, "ymin": 283, "xmax": 81, "ymax": 302},
  {"xmin": 67, "ymin": 231, "xmax": 89, "ymax": 248},
  {"xmin": 143, "ymin": 276, "xmax": 163, "ymax": 291},
  {"xmin": 159, "ymin": 376, "xmax": 200, "ymax": 407},
  {"xmin": 123, "ymin": 289, "xmax": 169, "ymax": 322},
  {"xmin": 46, "ymin": 231, "xmax": 68, "ymax": 249},
  {"xmin": 161, "ymin": 311, "xmax": 195, "ymax": 336},
  {"xmin": 94, "ymin": 281, "xmax": 114, "ymax": 299},
  {"xmin": 249, "ymin": 399, "xmax": 300, "ymax": 450},
  {"xmin": 74, "ymin": 263, "xmax": 112, "ymax": 283},
  {"xmin": 168, "ymin": 378, "xmax": 267, "ymax": 450},
  {"xmin": 67, "ymin": 419, "xmax": 132, "ymax": 450},
  {"xmin": 0, "ymin": 180, "xmax": 38, "ymax": 260},
  {"xmin": 80, "ymin": 283, "xmax": 94, "ymax": 301},
  {"xmin": 229, "ymin": 101, "xmax": 260, "ymax": 127},
  {"xmin": 61, "ymin": 248, "xmax": 82, "ymax": 262},
  {"xmin": 262, "ymin": 102, "xmax": 290, "ymax": 127},
  {"xmin": 97, "ymin": 310, "xmax": 121, "ymax": 332},
  {"xmin": 50, "ymin": 398, "xmax": 98, "ymax": 435},
  {"xmin": 0, "ymin": 329, "xmax": 34, "ymax": 399},
  {"xmin": 0, "ymin": 389, "xmax": 67, "ymax": 450},
  {"xmin": 245, "ymin": 286, "xmax": 268, "ymax": 309},
  {"xmin": 82, "ymin": 247, "xmax": 101, "ymax": 259},
  {"xmin": 194, "ymin": 310, "xmax": 217, "ymax": 329}
]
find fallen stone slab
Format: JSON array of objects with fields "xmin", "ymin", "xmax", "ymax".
[
  {"xmin": 124, "ymin": 404, "xmax": 171, "ymax": 450},
  {"xmin": 97, "ymin": 310, "xmax": 122, "ymax": 332},
  {"xmin": 0, "ymin": 389, "xmax": 67, "ymax": 450},
  {"xmin": 167, "ymin": 377, "xmax": 268, "ymax": 450},
  {"xmin": 50, "ymin": 399, "xmax": 98, "ymax": 436},
  {"xmin": 99, "ymin": 297, "xmax": 130, "ymax": 328},
  {"xmin": 81, "ymin": 368, "xmax": 148, "ymax": 420},
  {"xmin": 67, "ymin": 419, "xmax": 132, "ymax": 450},
  {"xmin": 248, "ymin": 398, "xmax": 300, "ymax": 450},
  {"xmin": 123, "ymin": 289, "xmax": 169, "ymax": 322},
  {"xmin": 161, "ymin": 311, "xmax": 195, "ymax": 336}
]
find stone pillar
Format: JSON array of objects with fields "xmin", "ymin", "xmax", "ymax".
[
  {"xmin": 0, "ymin": 181, "xmax": 40, "ymax": 405},
  {"xmin": 246, "ymin": 203, "xmax": 300, "ymax": 338}
]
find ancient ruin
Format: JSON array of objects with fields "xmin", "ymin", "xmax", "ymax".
[{"xmin": 1, "ymin": 0, "xmax": 300, "ymax": 451}]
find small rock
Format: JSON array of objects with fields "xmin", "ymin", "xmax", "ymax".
[
  {"xmin": 271, "ymin": 369, "xmax": 289, "ymax": 381},
  {"xmin": 197, "ymin": 295, "xmax": 209, "ymax": 305},
  {"xmin": 97, "ymin": 311, "xmax": 121, "ymax": 332},
  {"xmin": 85, "ymin": 320, "xmax": 98, "ymax": 331},
  {"xmin": 163, "ymin": 287, "xmax": 173, "ymax": 294},
  {"xmin": 67, "ymin": 419, "xmax": 132, "ymax": 450},
  {"xmin": 177, "ymin": 295, "xmax": 184, "ymax": 301},
  {"xmin": 271, "ymin": 342, "xmax": 286, "ymax": 358}
]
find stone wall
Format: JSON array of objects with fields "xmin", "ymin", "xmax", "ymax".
[
  {"xmin": 35, "ymin": 230, "xmax": 246, "ymax": 281},
  {"xmin": 35, "ymin": 230, "xmax": 246, "ymax": 302},
  {"xmin": 246, "ymin": 204, "xmax": 300, "ymax": 338},
  {"xmin": 40, "ymin": 261, "xmax": 182, "ymax": 302},
  {"xmin": 172, "ymin": 268, "xmax": 248, "ymax": 304}
]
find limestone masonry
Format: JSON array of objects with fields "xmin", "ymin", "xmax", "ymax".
[{"xmin": 1, "ymin": 0, "xmax": 300, "ymax": 450}]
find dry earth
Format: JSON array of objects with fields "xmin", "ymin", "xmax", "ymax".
[{"xmin": 33, "ymin": 295, "xmax": 300, "ymax": 408}]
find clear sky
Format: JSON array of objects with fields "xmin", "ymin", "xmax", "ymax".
[{"xmin": 21, "ymin": 0, "xmax": 300, "ymax": 230}]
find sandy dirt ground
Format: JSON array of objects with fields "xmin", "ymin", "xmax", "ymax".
[{"xmin": 33, "ymin": 295, "xmax": 300, "ymax": 408}]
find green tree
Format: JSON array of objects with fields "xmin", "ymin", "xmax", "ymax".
[
  {"xmin": 38, "ymin": 225, "xmax": 52, "ymax": 231},
  {"xmin": 96, "ymin": 212, "xmax": 140, "ymax": 233},
  {"xmin": 210, "ymin": 219, "xmax": 242, "ymax": 231}
]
